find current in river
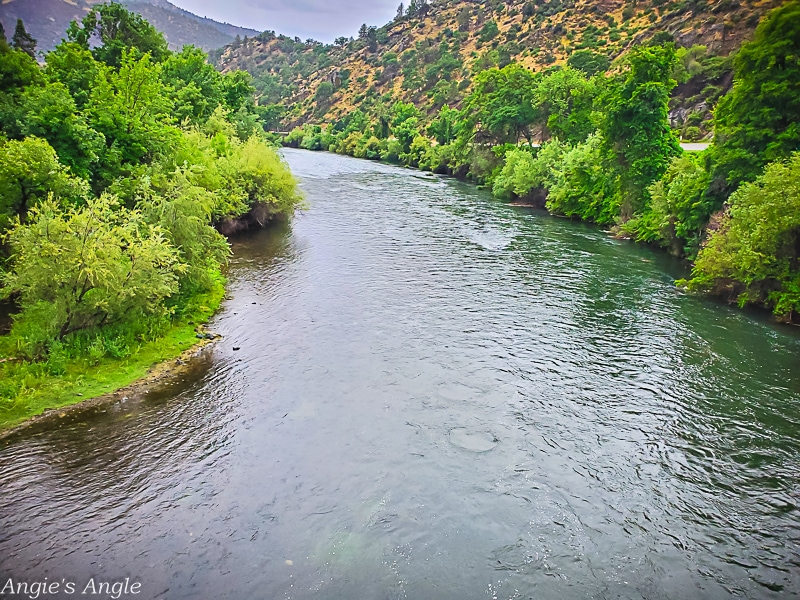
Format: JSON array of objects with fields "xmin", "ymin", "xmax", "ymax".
[{"xmin": 1, "ymin": 149, "xmax": 799, "ymax": 599}]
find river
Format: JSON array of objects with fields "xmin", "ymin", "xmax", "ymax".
[{"xmin": 1, "ymin": 149, "xmax": 799, "ymax": 599}]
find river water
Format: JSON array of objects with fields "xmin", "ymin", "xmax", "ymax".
[{"xmin": 1, "ymin": 149, "xmax": 799, "ymax": 599}]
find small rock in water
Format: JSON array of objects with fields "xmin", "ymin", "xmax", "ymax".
[
  {"xmin": 285, "ymin": 560, "xmax": 294, "ymax": 566},
  {"xmin": 233, "ymin": 347, "xmax": 241, "ymax": 351}
]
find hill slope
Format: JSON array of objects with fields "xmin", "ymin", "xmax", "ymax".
[
  {"xmin": 0, "ymin": 0, "xmax": 259, "ymax": 53},
  {"xmin": 215, "ymin": 0, "xmax": 781, "ymax": 135}
]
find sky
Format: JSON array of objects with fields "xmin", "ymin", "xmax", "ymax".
[{"xmin": 171, "ymin": 0, "xmax": 401, "ymax": 43}]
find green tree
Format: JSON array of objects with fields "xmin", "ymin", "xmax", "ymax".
[
  {"xmin": 601, "ymin": 44, "xmax": 680, "ymax": 219},
  {"xmin": 314, "ymin": 81, "xmax": 335, "ymax": 103},
  {"xmin": 535, "ymin": 66, "xmax": 598, "ymax": 144},
  {"xmin": 66, "ymin": 2, "xmax": 169, "ymax": 68},
  {"xmin": 621, "ymin": 152, "xmax": 711, "ymax": 257},
  {"xmin": 427, "ymin": 105, "xmax": 460, "ymax": 145},
  {"xmin": 2, "ymin": 195, "xmax": 182, "ymax": 354},
  {"xmin": 685, "ymin": 153, "xmax": 800, "ymax": 319},
  {"xmin": 0, "ymin": 137, "xmax": 89, "ymax": 226},
  {"xmin": 709, "ymin": 1, "xmax": 800, "ymax": 198},
  {"xmin": 137, "ymin": 168, "xmax": 230, "ymax": 292},
  {"xmin": 567, "ymin": 49, "xmax": 610, "ymax": 76},
  {"xmin": 87, "ymin": 50, "xmax": 176, "ymax": 184},
  {"xmin": 161, "ymin": 45, "xmax": 225, "ymax": 124},
  {"xmin": 0, "ymin": 40, "xmax": 43, "ymax": 94},
  {"xmin": 463, "ymin": 64, "xmax": 540, "ymax": 145},
  {"xmin": 44, "ymin": 42, "xmax": 101, "ymax": 109},
  {"xmin": 15, "ymin": 82, "xmax": 105, "ymax": 178},
  {"xmin": 547, "ymin": 133, "xmax": 619, "ymax": 224},
  {"xmin": 492, "ymin": 140, "xmax": 568, "ymax": 199},
  {"xmin": 11, "ymin": 19, "xmax": 36, "ymax": 59}
]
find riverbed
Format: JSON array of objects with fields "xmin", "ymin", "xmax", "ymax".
[{"xmin": 1, "ymin": 149, "xmax": 798, "ymax": 599}]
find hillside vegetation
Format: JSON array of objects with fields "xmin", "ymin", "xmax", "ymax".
[{"xmin": 216, "ymin": 0, "xmax": 780, "ymax": 137}]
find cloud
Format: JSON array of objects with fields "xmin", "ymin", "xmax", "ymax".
[{"xmin": 172, "ymin": 0, "xmax": 399, "ymax": 42}]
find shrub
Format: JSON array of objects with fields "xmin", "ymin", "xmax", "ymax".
[{"xmin": 684, "ymin": 153, "xmax": 800, "ymax": 318}]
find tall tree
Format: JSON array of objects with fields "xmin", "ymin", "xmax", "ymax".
[
  {"xmin": 708, "ymin": 0, "xmax": 800, "ymax": 199},
  {"xmin": 12, "ymin": 19, "xmax": 36, "ymax": 59},
  {"xmin": 66, "ymin": 2, "xmax": 169, "ymax": 68},
  {"xmin": 463, "ymin": 64, "xmax": 540, "ymax": 145},
  {"xmin": 601, "ymin": 44, "xmax": 680, "ymax": 219}
]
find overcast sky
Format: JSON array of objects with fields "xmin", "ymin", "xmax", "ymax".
[{"xmin": 171, "ymin": 0, "xmax": 400, "ymax": 43}]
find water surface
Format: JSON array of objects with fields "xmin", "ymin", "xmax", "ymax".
[{"xmin": 1, "ymin": 149, "xmax": 799, "ymax": 599}]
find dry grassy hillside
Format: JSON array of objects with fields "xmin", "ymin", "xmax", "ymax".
[{"xmin": 216, "ymin": 0, "xmax": 781, "ymax": 131}]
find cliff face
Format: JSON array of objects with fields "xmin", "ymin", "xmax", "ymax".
[{"xmin": 215, "ymin": 0, "xmax": 780, "ymax": 133}]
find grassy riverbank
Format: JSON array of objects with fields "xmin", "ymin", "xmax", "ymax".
[{"xmin": 0, "ymin": 280, "xmax": 224, "ymax": 432}]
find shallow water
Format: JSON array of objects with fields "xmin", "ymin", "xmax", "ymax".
[{"xmin": 1, "ymin": 148, "xmax": 799, "ymax": 599}]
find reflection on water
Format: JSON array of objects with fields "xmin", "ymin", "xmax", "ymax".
[{"xmin": 1, "ymin": 149, "xmax": 799, "ymax": 599}]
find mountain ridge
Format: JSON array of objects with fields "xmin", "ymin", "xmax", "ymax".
[{"xmin": 0, "ymin": 0, "xmax": 260, "ymax": 53}]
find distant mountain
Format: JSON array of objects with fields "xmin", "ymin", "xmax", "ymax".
[{"xmin": 0, "ymin": 0, "xmax": 260, "ymax": 54}]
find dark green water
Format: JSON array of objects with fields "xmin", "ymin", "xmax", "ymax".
[{"xmin": 1, "ymin": 149, "xmax": 799, "ymax": 599}]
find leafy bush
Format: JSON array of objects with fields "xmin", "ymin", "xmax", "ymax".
[
  {"xmin": 684, "ymin": 153, "xmax": 800, "ymax": 318},
  {"xmin": 2, "ymin": 195, "xmax": 182, "ymax": 358},
  {"xmin": 547, "ymin": 134, "xmax": 619, "ymax": 224}
]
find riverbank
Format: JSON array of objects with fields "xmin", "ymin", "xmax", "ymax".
[{"xmin": 0, "ymin": 281, "xmax": 225, "ymax": 435}]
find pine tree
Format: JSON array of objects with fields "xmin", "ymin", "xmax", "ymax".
[
  {"xmin": 396, "ymin": 3, "xmax": 405, "ymax": 20},
  {"xmin": 12, "ymin": 19, "xmax": 36, "ymax": 59}
]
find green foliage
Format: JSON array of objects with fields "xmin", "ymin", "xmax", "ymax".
[
  {"xmin": 86, "ymin": 50, "xmax": 177, "ymax": 185},
  {"xmin": 2, "ymin": 195, "xmax": 182, "ymax": 357},
  {"xmin": 685, "ymin": 153, "xmax": 800, "ymax": 318},
  {"xmin": 464, "ymin": 64, "xmax": 540, "ymax": 145},
  {"xmin": 12, "ymin": 82, "xmax": 105, "ymax": 178},
  {"xmin": 12, "ymin": 20, "xmax": 37, "ymax": 59},
  {"xmin": 547, "ymin": 134, "xmax": 619, "ymax": 224},
  {"xmin": 478, "ymin": 20, "xmax": 500, "ymax": 43},
  {"xmin": 567, "ymin": 49, "xmax": 610, "ymax": 76},
  {"xmin": 44, "ymin": 43, "xmax": 100, "ymax": 109},
  {"xmin": 536, "ymin": 66, "xmax": 598, "ymax": 144},
  {"xmin": 136, "ymin": 167, "xmax": 231, "ymax": 292},
  {"xmin": 709, "ymin": 0, "xmax": 800, "ymax": 197},
  {"xmin": 492, "ymin": 140, "xmax": 567, "ymax": 199},
  {"xmin": 621, "ymin": 152, "xmax": 712, "ymax": 256},
  {"xmin": 0, "ymin": 41, "xmax": 44, "ymax": 93},
  {"xmin": 315, "ymin": 81, "xmax": 335, "ymax": 103},
  {"xmin": 67, "ymin": 2, "xmax": 169, "ymax": 68},
  {"xmin": 600, "ymin": 44, "xmax": 681, "ymax": 218},
  {"xmin": 161, "ymin": 45, "xmax": 226, "ymax": 124},
  {"xmin": 0, "ymin": 137, "xmax": 89, "ymax": 227},
  {"xmin": 427, "ymin": 105, "xmax": 460, "ymax": 145},
  {"xmin": 0, "ymin": 4, "xmax": 301, "ymax": 373}
]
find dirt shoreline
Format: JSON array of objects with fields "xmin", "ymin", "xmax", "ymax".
[{"xmin": 0, "ymin": 337, "xmax": 220, "ymax": 442}]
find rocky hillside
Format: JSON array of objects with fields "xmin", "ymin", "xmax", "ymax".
[
  {"xmin": 215, "ymin": 0, "xmax": 782, "ymax": 137},
  {"xmin": 0, "ymin": 0, "xmax": 259, "ymax": 53}
]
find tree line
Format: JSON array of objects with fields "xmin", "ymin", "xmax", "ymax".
[
  {"xmin": 0, "ymin": 3, "xmax": 302, "ymax": 375},
  {"xmin": 284, "ymin": 0, "xmax": 800, "ymax": 321}
]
